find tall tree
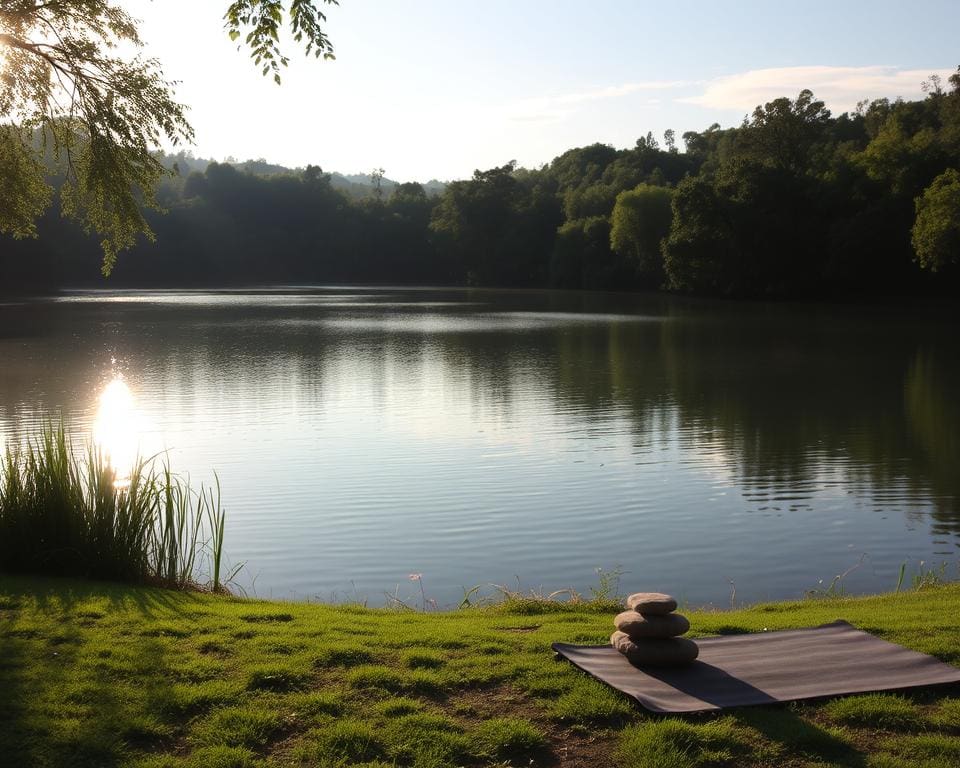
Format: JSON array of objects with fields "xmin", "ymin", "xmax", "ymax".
[
  {"xmin": 741, "ymin": 89, "xmax": 831, "ymax": 173},
  {"xmin": 550, "ymin": 215, "xmax": 619, "ymax": 289},
  {"xmin": 662, "ymin": 175, "xmax": 736, "ymax": 294},
  {"xmin": 370, "ymin": 167, "xmax": 385, "ymax": 201},
  {"xmin": 912, "ymin": 168, "xmax": 960, "ymax": 272},
  {"xmin": 431, "ymin": 163, "xmax": 560, "ymax": 286},
  {"xmin": 609, "ymin": 184, "xmax": 673, "ymax": 284},
  {"xmin": 0, "ymin": 0, "xmax": 338, "ymax": 273}
]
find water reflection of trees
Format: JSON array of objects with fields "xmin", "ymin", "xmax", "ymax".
[
  {"xmin": 904, "ymin": 349, "xmax": 960, "ymax": 536},
  {"xmin": 615, "ymin": 306, "xmax": 960, "ymax": 534},
  {"xmin": 655, "ymin": 308, "xmax": 957, "ymax": 533},
  {"xmin": 418, "ymin": 301, "xmax": 960, "ymax": 536},
  {"xmin": 1, "ymin": 293, "xmax": 957, "ymax": 536}
]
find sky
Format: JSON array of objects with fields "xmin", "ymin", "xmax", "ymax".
[{"xmin": 127, "ymin": 0, "xmax": 960, "ymax": 182}]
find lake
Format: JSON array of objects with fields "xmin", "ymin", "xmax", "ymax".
[{"xmin": 1, "ymin": 287, "xmax": 957, "ymax": 607}]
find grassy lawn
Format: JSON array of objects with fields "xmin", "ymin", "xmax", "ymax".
[{"xmin": 1, "ymin": 577, "xmax": 960, "ymax": 767}]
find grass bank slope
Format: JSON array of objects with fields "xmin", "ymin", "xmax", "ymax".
[{"xmin": 2, "ymin": 576, "xmax": 960, "ymax": 767}]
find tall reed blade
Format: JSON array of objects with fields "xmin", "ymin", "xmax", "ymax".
[{"xmin": 0, "ymin": 422, "xmax": 231, "ymax": 591}]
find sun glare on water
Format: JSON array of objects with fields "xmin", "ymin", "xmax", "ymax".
[{"xmin": 92, "ymin": 377, "xmax": 143, "ymax": 482}]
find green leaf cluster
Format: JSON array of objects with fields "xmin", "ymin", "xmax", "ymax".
[
  {"xmin": 912, "ymin": 168, "xmax": 960, "ymax": 272},
  {"xmin": 224, "ymin": 0, "xmax": 337, "ymax": 85},
  {"xmin": 1, "ymin": 1, "xmax": 336, "ymax": 273},
  {"xmin": 0, "ymin": 1, "xmax": 193, "ymax": 273},
  {"xmin": 610, "ymin": 183, "xmax": 673, "ymax": 275}
]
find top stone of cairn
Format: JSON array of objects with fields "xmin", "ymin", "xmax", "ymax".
[{"xmin": 625, "ymin": 592, "xmax": 678, "ymax": 615}]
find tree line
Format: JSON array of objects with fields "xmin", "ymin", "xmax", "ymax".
[{"xmin": 2, "ymin": 70, "xmax": 959, "ymax": 298}]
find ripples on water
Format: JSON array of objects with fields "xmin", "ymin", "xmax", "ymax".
[{"xmin": 1, "ymin": 288, "xmax": 957, "ymax": 605}]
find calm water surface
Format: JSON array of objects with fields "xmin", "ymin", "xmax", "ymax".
[{"xmin": 1, "ymin": 288, "xmax": 958, "ymax": 606}]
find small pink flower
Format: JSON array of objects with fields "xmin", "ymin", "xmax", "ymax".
[{"xmin": 408, "ymin": 573, "xmax": 422, "ymax": 581}]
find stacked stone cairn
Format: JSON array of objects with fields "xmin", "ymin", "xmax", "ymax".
[{"xmin": 611, "ymin": 592, "xmax": 699, "ymax": 667}]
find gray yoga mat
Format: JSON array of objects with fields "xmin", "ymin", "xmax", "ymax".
[{"xmin": 552, "ymin": 620, "xmax": 960, "ymax": 713}]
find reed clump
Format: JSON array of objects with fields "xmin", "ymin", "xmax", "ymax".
[{"xmin": 0, "ymin": 423, "xmax": 231, "ymax": 591}]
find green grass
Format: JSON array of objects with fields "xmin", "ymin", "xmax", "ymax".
[
  {"xmin": 822, "ymin": 693, "xmax": 927, "ymax": 731},
  {"xmin": 547, "ymin": 674, "xmax": 635, "ymax": 724},
  {"xmin": 472, "ymin": 717, "xmax": 548, "ymax": 761},
  {"xmin": 2, "ymin": 576, "xmax": 960, "ymax": 767},
  {"xmin": 0, "ymin": 424, "xmax": 228, "ymax": 590},
  {"xmin": 615, "ymin": 716, "xmax": 760, "ymax": 767},
  {"xmin": 736, "ymin": 707, "xmax": 857, "ymax": 763},
  {"xmin": 931, "ymin": 697, "xmax": 960, "ymax": 729},
  {"xmin": 878, "ymin": 733, "xmax": 960, "ymax": 767}
]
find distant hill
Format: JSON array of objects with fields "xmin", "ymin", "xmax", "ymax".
[{"xmin": 160, "ymin": 152, "xmax": 447, "ymax": 199}]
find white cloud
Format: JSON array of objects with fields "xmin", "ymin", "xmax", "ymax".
[
  {"xmin": 546, "ymin": 80, "xmax": 692, "ymax": 106},
  {"xmin": 509, "ymin": 80, "xmax": 694, "ymax": 122},
  {"xmin": 683, "ymin": 65, "xmax": 955, "ymax": 114},
  {"xmin": 502, "ymin": 65, "xmax": 955, "ymax": 126}
]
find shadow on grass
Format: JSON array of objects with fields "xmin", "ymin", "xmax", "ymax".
[
  {"xmin": 0, "ymin": 603, "xmax": 30, "ymax": 760},
  {"xmin": 19, "ymin": 573, "xmax": 205, "ymax": 618},
  {"xmin": 736, "ymin": 706, "xmax": 867, "ymax": 766},
  {"xmin": 0, "ymin": 576, "xmax": 196, "ymax": 766},
  {"xmin": 711, "ymin": 625, "xmax": 753, "ymax": 635}
]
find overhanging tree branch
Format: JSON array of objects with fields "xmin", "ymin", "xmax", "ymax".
[{"xmin": 0, "ymin": 1, "xmax": 339, "ymax": 273}]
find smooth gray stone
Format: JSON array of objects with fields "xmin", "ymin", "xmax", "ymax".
[
  {"xmin": 624, "ymin": 592, "xmax": 678, "ymax": 615},
  {"xmin": 610, "ymin": 631, "xmax": 700, "ymax": 667},
  {"xmin": 615, "ymin": 611, "xmax": 690, "ymax": 638}
]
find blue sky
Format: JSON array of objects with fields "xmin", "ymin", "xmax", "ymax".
[{"xmin": 131, "ymin": 0, "xmax": 959, "ymax": 181}]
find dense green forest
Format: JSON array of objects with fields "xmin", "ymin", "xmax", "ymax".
[{"xmin": 2, "ymin": 70, "xmax": 959, "ymax": 298}]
